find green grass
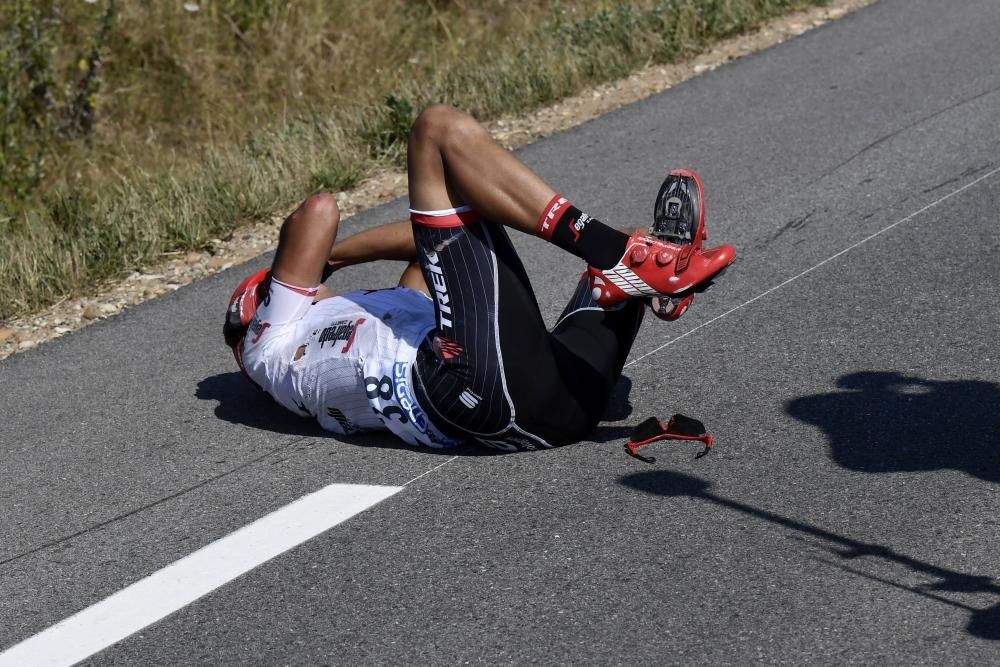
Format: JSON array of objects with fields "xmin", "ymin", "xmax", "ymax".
[{"xmin": 0, "ymin": 0, "xmax": 830, "ymax": 322}]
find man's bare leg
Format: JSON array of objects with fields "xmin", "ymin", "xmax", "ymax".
[
  {"xmin": 407, "ymin": 105, "xmax": 557, "ymax": 230},
  {"xmin": 406, "ymin": 105, "xmax": 633, "ymax": 271}
]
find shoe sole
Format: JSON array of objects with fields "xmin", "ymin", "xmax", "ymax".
[{"xmin": 653, "ymin": 168, "xmax": 706, "ymax": 247}]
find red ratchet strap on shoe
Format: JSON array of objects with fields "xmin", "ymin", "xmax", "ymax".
[{"xmin": 624, "ymin": 414, "xmax": 713, "ymax": 463}]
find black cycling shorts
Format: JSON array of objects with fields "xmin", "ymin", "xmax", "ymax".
[{"xmin": 409, "ymin": 206, "xmax": 644, "ymax": 450}]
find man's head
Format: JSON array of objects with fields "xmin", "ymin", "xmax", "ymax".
[{"xmin": 223, "ymin": 268, "xmax": 270, "ymax": 369}]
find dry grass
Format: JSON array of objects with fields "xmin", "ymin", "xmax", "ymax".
[{"xmin": 0, "ymin": 0, "xmax": 829, "ymax": 322}]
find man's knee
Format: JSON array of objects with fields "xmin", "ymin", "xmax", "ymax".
[
  {"xmin": 278, "ymin": 193, "xmax": 340, "ymax": 252},
  {"xmin": 299, "ymin": 192, "xmax": 340, "ymax": 222},
  {"xmin": 410, "ymin": 104, "xmax": 481, "ymax": 150},
  {"xmin": 286, "ymin": 192, "xmax": 340, "ymax": 231}
]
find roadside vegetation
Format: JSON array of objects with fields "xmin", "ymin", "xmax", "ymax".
[{"xmin": 0, "ymin": 0, "xmax": 828, "ymax": 321}]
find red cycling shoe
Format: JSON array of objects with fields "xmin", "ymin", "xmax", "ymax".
[
  {"xmin": 587, "ymin": 168, "xmax": 735, "ymax": 311},
  {"xmin": 587, "ymin": 232, "xmax": 735, "ymax": 307}
]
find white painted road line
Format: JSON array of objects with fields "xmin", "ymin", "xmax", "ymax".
[
  {"xmin": 403, "ymin": 455, "xmax": 458, "ymax": 486},
  {"xmin": 626, "ymin": 164, "xmax": 1000, "ymax": 366},
  {"xmin": 0, "ymin": 483, "xmax": 403, "ymax": 667}
]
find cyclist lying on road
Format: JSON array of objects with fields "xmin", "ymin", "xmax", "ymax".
[{"xmin": 223, "ymin": 105, "xmax": 735, "ymax": 451}]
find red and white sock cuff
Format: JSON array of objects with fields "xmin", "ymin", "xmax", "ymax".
[
  {"xmin": 536, "ymin": 194, "xmax": 571, "ymax": 240},
  {"xmin": 257, "ymin": 276, "xmax": 318, "ymax": 326},
  {"xmin": 271, "ymin": 276, "xmax": 319, "ymax": 297},
  {"xmin": 271, "ymin": 276, "xmax": 318, "ymax": 297},
  {"xmin": 409, "ymin": 205, "xmax": 479, "ymax": 228}
]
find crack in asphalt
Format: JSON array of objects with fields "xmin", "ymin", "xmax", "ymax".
[
  {"xmin": 0, "ymin": 436, "xmax": 311, "ymax": 569},
  {"xmin": 808, "ymin": 83, "xmax": 1000, "ymax": 187}
]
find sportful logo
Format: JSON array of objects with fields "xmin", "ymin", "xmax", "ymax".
[
  {"xmin": 458, "ymin": 389, "xmax": 481, "ymax": 409},
  {"xmin": 424, "ymin": 249, "xmax": 453, "ymax": 330},
  {"xmin": 477, "ymin": 438, "xmax": 519, "ymax": 452},
  {"xmin": 539, "ymin": 196, "xmax": 568, "ymax": 236},
  {"xmin": 478, "ymin": 433, "xmax": 542, "ymax": 451},
  {"xmin": 318, "ymin": 318, "xmax": 366, "ymax": 353}
]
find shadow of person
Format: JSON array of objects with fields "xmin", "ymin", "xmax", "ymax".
[
  {"xmin": 195, "ymin": 372, "xmax": 486, "ymax": 456},
  {"xmin": 603, "ymin": 375, "xmax": 634, "ymax": 422},
  {"xmin": 197, "ymin": 370, "xmax": 634, "ymax": 451},
  {"xmin": 197, "ymin": 372, "xmax": 327, "ymax": 437},
  {"xmin": 786, "ymin": 372, "xmax": 1000, "ymax": 483},
  {"xmin": 968, "ymin": 603, "xmax": 1000, "ymax": 641},
  {"xmin": 621, "ymin": 469, "xmax": 1000, "ymax": 641},
  {"xmin": 588, "ymin": 425, "xmax": 634, "ymax": 443}
]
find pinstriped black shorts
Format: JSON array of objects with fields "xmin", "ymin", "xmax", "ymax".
[{"xmin": 409, "ymin": 207, "xmax": 644, "ymax": 450}]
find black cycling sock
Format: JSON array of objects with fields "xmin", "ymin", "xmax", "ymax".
[{"xmin": 536, "ymin": 195, "xmax": 629, "ymax": 270}]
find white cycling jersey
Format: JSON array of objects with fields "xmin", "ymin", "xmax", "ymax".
[{"xmin": 240, "ymin": 279, "xmax": 459, "ymax": 448}]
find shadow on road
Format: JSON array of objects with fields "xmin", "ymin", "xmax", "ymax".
[
  {"xmin": 603, "ymin": 375, "xmax": 634, "ymax": 422},
  {"xmin": 588, "ymin": 375, "xmax": 635, "ymax": 443},
  {"xmin": 198, "ymin": 372, "xmax": 637, "ymax": 448},
  {"xmin": 196, "ymin": 372, "xmax": 484, "ymax": 456},
  {"xmin": 786, "ymin": 372, "xmax": 1000, "ymax": 483},
  {"xmin": 621, "ymin": 469, "xmax": 1000, "ymax": 641},
  {"xmin": 197, "ymin": 372, "xmax": 326, "ymax": 437}
]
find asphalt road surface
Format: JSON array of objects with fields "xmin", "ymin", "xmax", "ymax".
[{"xmin": 2, "ymin": 0, "xmax": 999, "ymax": 664}]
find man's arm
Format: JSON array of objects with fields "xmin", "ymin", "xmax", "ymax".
[
  {"xmin": 320, "ymin": 219, "xmax": 429, "ymax": 297},
  {"xmin": 324, "ymin": 219, "xmax": 416, "ymax": 276}
]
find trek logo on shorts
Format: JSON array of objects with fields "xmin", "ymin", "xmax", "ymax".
[
  {"xmin": 318, "ymin": 318, "xmax": 366, "ymax": 353},
  {"xmin": 424, "ymin": 249, "xmax": 454, "ymax": 330}
]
